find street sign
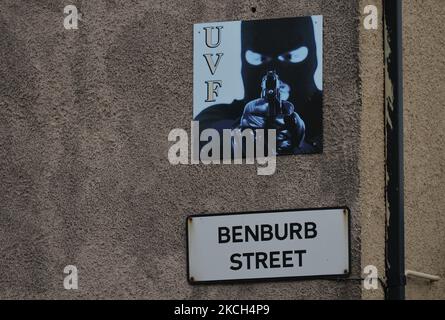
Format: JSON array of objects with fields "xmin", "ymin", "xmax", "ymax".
[{"xmin": 187, "ymin": 207, "xmax": 350, "ymax": 283}]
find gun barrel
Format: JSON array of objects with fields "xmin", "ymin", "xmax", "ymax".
[{"xmin": 261, "ymin": 71, "xmax": 282, "ymax": 117}]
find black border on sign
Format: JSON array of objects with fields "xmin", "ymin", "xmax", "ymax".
[{"xmin": 185, "ymin": 206, "xmax": 351, "ymax": 285}]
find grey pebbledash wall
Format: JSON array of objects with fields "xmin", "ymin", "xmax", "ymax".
[
  {"xmin": 0, "ymin": 0, "xmax": 442, "ymax": 299},
  {"xmin": 403, "ymin": 0, "xmax": 445, "ymax": 300},
  {"xmin": 0, "ymin": 0, "xmax": 363, "ymax": 299}
]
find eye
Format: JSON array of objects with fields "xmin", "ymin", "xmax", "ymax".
[
  {"xmin": 278, "ymin": 46, "xmax": 308, "ymax": 63},
  {"xmin": 245, "ymin": 50, "xmax": 270, "ymax": 66}
]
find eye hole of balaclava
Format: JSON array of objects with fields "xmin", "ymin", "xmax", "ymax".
[
  {"xmin": 277, "ymin": 46, "xmax": 308, "ymax": 64},
  {"xmin": 244, "ymin": 50, "xmax": 271, "ymax": 66}
]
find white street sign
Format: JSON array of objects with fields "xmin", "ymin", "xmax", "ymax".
[{"xmin": 187, "ymin": 208, "xmax": 350, "ymax": 283}]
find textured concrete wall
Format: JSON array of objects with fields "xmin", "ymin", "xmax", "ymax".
[
  {"xmin": 359, "ymin": 0, "xmax": 385, "ymax": 300},
  {"xmin": 0, "ymin": 0, "xmax": 365, "ymax": 299},
  {"xmin": 4, "ymin": 0, "xmax": 444, "ymax": 301},
  {"xmin": 403, "ymin": 0, "xmax": 445, "ymax": 300}
]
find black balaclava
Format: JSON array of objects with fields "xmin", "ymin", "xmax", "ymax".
[{"xmin": 241, "ymin": 16, "xmax": 319, "ymax": 113}]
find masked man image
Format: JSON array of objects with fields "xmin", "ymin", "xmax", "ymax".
[{"xmin": 195, "ymin": 17, "xmax": 322, "ymax": 155}]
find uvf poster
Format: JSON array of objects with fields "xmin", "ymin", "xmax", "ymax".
[{"xmin": 193, "ymin": 16, "xmax": 323, "ymax": 156}]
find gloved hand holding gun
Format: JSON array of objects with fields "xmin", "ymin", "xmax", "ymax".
[{"xmin": 240, "ymin": 70, "xmax": 306, "ymax": 154}]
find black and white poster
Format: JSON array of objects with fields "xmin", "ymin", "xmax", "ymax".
[{"xmin": 193, "ymin": 16, "xmax": 323, "ymax": 156}]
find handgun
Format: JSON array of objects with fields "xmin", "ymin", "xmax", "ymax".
[
  {"xmin": 260, "ymin": 70, "xmax": 299, "ymax": 150},
  {"xmin": 261, "ymin": 70, "xmax": 283, "ymax": 118}
]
